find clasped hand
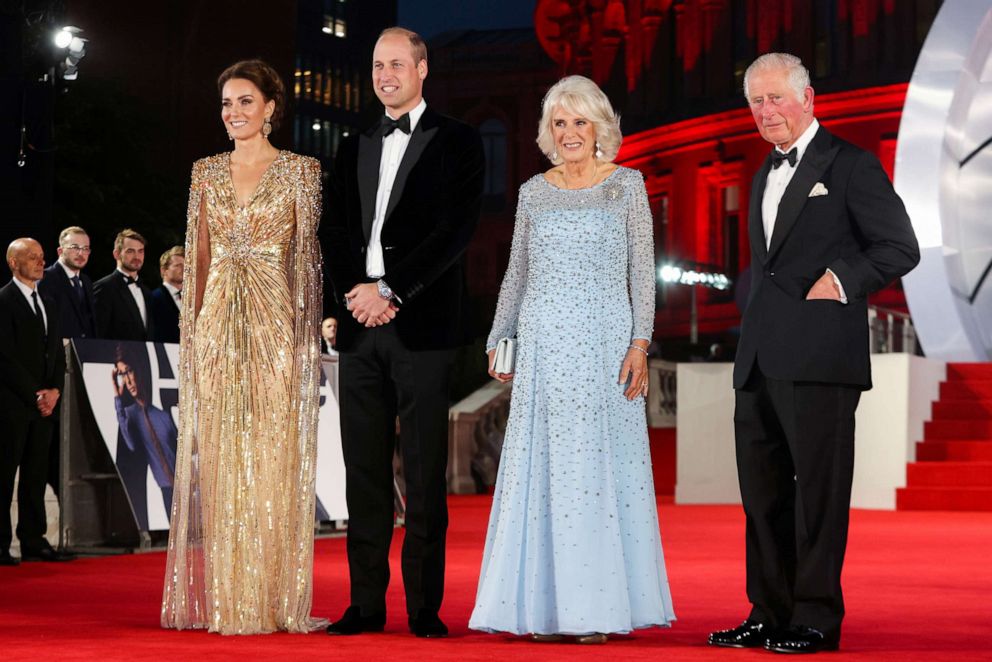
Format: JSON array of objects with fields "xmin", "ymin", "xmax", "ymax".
[
  {"xmin": 346, "ymin": 283, "xmax": 399, "ymax": 328},
  {"xmin": 36, "ymin": 388, "xmax": 60, "ymax": 417}
]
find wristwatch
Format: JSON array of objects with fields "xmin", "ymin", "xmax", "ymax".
[{"xmin": 376, "ymin": 279, "xmax": 394, "ymax": 301}]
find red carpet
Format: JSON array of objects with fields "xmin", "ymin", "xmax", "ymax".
[
  {"xmin": 2, "ymin": 496, "xmax": 990, "ymax": 661},
  {"xmin": 899, "ymin": 363, "xmax": 992, "ymax": 510}
]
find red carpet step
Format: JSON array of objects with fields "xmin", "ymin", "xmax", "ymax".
[{"xmin": 899, "ymin": 363, "xmax": 992, "ymax": 511}]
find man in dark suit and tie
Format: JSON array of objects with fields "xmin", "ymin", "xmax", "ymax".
[
  {"xmin": 320, "ymin": 26, "xmax": 484, "ymax": 638},
  {"xmin": 150, "ymin": 246, "xmax": 184, "ymax": 344},
  {"xmin": 0, "ymin": 239, "xmax": 73, "ymax": 565},
  {"xmin": 708, "ymin": 53, "xmax": 919, "ymax": 654},
  {"xmin": 38, "ymin": 226, "xmax": 98, "ymax": 500},
  {"xmin": 93, "ymin": 228, "xmax": 156, "ymax": 530}
]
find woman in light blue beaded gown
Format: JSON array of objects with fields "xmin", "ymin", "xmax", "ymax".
[{"xmin": 469, "ymin": 76, "xmax": 676, "ymax": 643}]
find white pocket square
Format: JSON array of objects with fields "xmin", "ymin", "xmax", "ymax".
[{"xmin": 809, "ymin": 182, "xmax": 829, "ymax": 197}]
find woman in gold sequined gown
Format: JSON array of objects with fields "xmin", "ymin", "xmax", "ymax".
[{"xmin": 161, "ymin": 60, "xmax": 325, "ymax": 635}]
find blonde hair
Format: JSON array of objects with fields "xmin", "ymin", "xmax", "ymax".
[
  {"xmin": 743, "ymin": 52, "xmax": 810, "ymax": 102},
  {"xmin": 378, "ymin": 27, "xmax": 428, "ymax": 64},
  {"xmin": 159, "ymin": 246, "xmax": 184, "ymax": 272},
  {"xmin": 114, "ymin": 228, "xmax": 146, "ymax": 253},
  {"xmin": 536, "ymin": 75, "xmax": 622, "ymax": 165},
  {"xmin": 58, "ymin": 226, "xmax": 88, "ymax": 245}
]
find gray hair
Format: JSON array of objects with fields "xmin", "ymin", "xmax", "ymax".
[
  {"xmin": 743, "ymin": 53, "xmax": 810, "ymax": 102},
  {"xmin": 536, "ymin": 75, "xmax": 622, "ymax": 165}
]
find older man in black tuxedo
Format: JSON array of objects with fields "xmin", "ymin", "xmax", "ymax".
[
  {"xmin": 0, "ymin": 239, "xmax": 73, "ymax": 565},
  {"xmin": 708, "ymin": 53, "xmax": 919, "ymax": 654},
  {"xmin": 321, "ymin": 26, "xmax": 484, "ymax": 638}
]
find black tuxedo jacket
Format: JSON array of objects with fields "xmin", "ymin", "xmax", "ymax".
[
  {"xmin": 733, "ymin": 126, "xmax": 920, "ymax": 390},
  {"xmin": 321, "ymin": 107, "xmax": 485, "ymax": 352},
  {"xmin": 150, "ymin": 285, "xmax": 180, "ymax": 343},
  {"xmin": 38, "ymin": 262, "xmax": 97, "ymax": 339},
  {"xmin": 0, "ymin": 281, "xmax": 66, "ymax": 422},
  {"xmin": 93, "ymin": 270, "xmax": 155, "ymax": 341}
]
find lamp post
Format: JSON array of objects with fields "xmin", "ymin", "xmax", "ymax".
[{"xmin": 658, "ymin": 262, "xmax": 732, "ymax": 344}]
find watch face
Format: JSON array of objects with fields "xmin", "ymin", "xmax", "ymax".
[{"xmin": 897, "ymin": 3, "xmax": 992, "ymax": 360}]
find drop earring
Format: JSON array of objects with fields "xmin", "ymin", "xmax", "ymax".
[
  {"xmin": 262, "ymin": 117, "xmax": 273, "ymax": 139},
  {"xmin": 551, "ymin": 151, "xmax": 559, "ymax": 162},
  {"xmin": 595, "ymin": 142, "xmax": 603, "ymax": 159},
  {"xmin": 227, "ymin": 131, "xmax": 233, "ymax": 141}
]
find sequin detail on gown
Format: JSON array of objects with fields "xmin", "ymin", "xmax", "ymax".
[
  {"xmin": 161, "ymin": 151, "xmax": 326, "ymax": 634},
  {"xmin": 469, "ymin": 167, "xmax": 676, "ymax": 635}
]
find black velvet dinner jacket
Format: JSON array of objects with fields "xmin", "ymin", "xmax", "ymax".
[
  {"xmin": 321, "ymin": 106, "xmax": 485, "ymax": 352},
  {"xmin": 733, "ymin": 126, "xmax": 920, "ymax": 390}
]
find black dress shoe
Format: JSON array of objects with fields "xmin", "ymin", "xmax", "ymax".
[
  {"xmin": 408, "ymin": 611, "xmax": 448, "ymax": 638},
  {"xmin": 20, "ymin": 544, "xmax": 76, "ymax": 562},
  {"xmin": 765, "ymin": 625, "xmax": 839, "ymax": 654},
  {"xmin": 326, "ymin": 606, "xmax": 386, "ymax": 635},
  {"xmin": 708, "ymin": 620, "xmax": 772, "ymax": 648},
  {"xmin": 0, "ymin": 550, "xmax": 20, "ymax": 566}
]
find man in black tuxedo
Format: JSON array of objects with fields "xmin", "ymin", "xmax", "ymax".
[
  {"xmin": 93, "ymin": 228, "xmax": 156, "ymax": 530},
  {"xmin": 94, "ymin": 228, "xmax": 155, "ymax": 342},
  {"xmin": 0, "ymin": 239, "xmax": 73, "ymax": 565},
  {"xmin": 150, "ymin": 246, "xmax": 184, "ymax": 343},
  {"xmin": 321, "ymin": 27, "xmax": 484, "ymax": 638},
  {"xmin": 708, "ymin": 54, "xmax": 919, "ymax": 654},
  {"xmin": 38, "ymin": 226, "xmax": 98, "ymax": 500}
]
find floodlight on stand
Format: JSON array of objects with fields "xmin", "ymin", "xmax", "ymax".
[
  {"xmin": 658, "ymin": 261, "xmax": 733, "ymax": 344},
  {"xmin": 312, "ymin": 121, "xmax": 322, "ymax": 131}
]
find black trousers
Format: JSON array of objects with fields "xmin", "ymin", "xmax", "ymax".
[
  {"xmin": 339, "ymin": 324, "xmax": 454, "ymax": 617},
  {"xmin": 734, "ymin": 365, "xmax": 861, "ymax": 636},
  {"xmin": 0, "ymin": 415, "xmax": 54, "ymax": 553}
]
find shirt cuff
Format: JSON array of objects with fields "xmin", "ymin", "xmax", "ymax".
[{"xmin": 825, "ymin": 269, "xmax": 848, "ymax": 304}]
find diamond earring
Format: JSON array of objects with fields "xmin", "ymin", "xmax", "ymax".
[
  {"xmin": 595, "ymin": 142, "xmax": 603, "ymax": 159},
  {"xmin": 262, "ymin": 118, "xmax": 273, "ymax": 138},
  {"xmin": 227, "ymin": 131, "xmax": 233, "ymax": 141},
  {"xmin": 551, "ymin": 151, "xmax": 558, "ymax": 162}
]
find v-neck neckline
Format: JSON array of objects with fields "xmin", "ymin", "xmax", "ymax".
[{"xmin": 228, "ymin": 150, "xmax": 283, "ymax": 209}]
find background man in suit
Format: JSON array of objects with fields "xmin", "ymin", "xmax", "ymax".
[
  {"xmin": 94, "ymin": 228, "xmax": 155, "ymax": 342},
  {"xmin": 93, "ymin": 228, "xmax": 156, "ymax": 529},
  {"xmin": 0, "ymin": 239, "xmax": 73, "ymax": 564},
  {"xmin": 708, "ymin": 53, "xmax": 919, "ymax": 654},
  {"xmin": 321, "ymin": 26, "xmax": 485, "ymax": 638},
  {"xmin": 150, "ymin": 246, "xmax": 184, "ymax": 343},
  {"xmin": 38, "ymin": 225, "xmax": 98, "ymax": 500}
]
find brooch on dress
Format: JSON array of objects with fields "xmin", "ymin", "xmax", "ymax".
[{"xmin": 603, "ymin": 185, "xmax": 621, "ymax": 201}]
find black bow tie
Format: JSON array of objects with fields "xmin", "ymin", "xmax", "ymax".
[
  {"xmin": 380, "ymin": 113, "xmax": 411, "ymax": 137},
  {"xmin": 122, "ymin": 274, "xmax": 137, "ymax": 285},
  {"xmin": 771, "ymin": 147, "xmax": 798, "ymax": 169}
]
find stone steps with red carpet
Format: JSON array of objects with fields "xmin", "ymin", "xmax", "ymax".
[{"xmin": 898, "ymin": 363, "xmax": 992, "ymax": 511}]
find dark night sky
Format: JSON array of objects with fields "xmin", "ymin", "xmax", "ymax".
[{"xmin": 398, "ymin": 0, "xmax": 536, "ymax": 38}]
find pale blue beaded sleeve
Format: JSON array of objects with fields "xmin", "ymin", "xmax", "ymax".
[
  {"xmin": 486, "ymin": 186, "xmax": 531, "ymax": 352},
  {"xmin": 626, "ymin": 171, "xmax": 656, "ymax": 342}
]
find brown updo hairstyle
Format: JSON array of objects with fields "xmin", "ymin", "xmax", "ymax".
[{"xmin": 216, "ymin": 59, "xmax": 286, "ymax": 130}]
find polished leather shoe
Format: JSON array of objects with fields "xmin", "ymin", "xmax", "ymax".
[
  {"xmin": 765, "ymin": 625, "xmax": 839, "ymax": 654},
  {"xmin": 0, "ymin": 550, "xmax": 20, "ymax": 566},
  {"xmin": 325, "ymin": 606, "xmax": 386, "ymax": 635},
  {"xmin": 708, "ymin": 620, "xmax": 772, "ymax": 648},
  {"xmin": 20, "ymin": 545, "xmax": 76, "ymax": 562},
  {"xmin": 408, "ymin": 611, "xmax": 448, "ymax": 638}
]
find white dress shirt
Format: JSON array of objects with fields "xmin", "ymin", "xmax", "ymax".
[
  {"xmin": 58, "ymin": 260, "xmax": 80, "ymax": 280},
  {"xmin": 367, "ymin": 98, "xmax": 428, "ymax": 279},
  {"xmin": 163, "ymin": 282, "xmax": 182, "ymax": 308},
  {"xmin": 760, "ymin": 118, "xmax": 847, "ymax": 303},
  {"xmin": 118, "ymin": 267, "xmax": 148, "ymax": 326},
  {"xmin": 13, "ymin": 276, "xmax": 47, "ymax": 334}
]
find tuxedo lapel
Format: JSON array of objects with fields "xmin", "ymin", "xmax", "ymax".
[
  {"xmin": 767, "ymin": 127, "xmax": 839, "ymax": 261},
  {"xmin": 384, "ymin": 111, "xmax": 439, "ymax": 223},
  {"xmin": 750, "ymin": 158, "xmax": 772, "ymax": 265},
  {"xmin": 56, "ymin": 266, "xmax": 85, "ymax": 320},
  {"xmin": 357, "ymin": 129, "xmax": 382, "ymax": 243},
  {"xmin": 4, "ymin": 282, "xmax": 45, "ymax": 336},
  {"xmin": 118, "ymin": 275, "xmax": 147, "ymax": 331}
]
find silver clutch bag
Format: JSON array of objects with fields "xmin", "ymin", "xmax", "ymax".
[{"xmin": 492, "ymin": 337, "xmax": 516, "ymax": 374}]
